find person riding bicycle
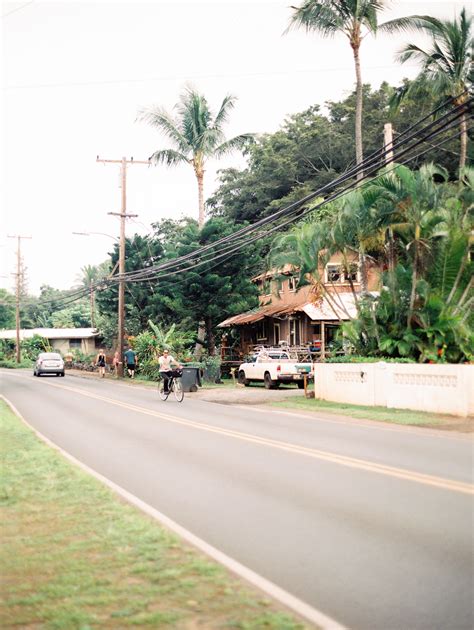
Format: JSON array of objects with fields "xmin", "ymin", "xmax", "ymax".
[{"xmin": 158, "ymin": 349, "xmax": 181, "ymax": 393}]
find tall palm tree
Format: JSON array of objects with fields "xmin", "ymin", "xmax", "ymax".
[
  {"xmin": 287, "ymin": 0, "xmax": 394, "ymax": 181},
  {"xmin": 388, "ymin": 8, "xmax": 473, "ymax": 172},
  {"xmin": 139, "ymin": 86, "xmax": 253, "ymax": 227},
  {"xmin": 77, "ymin": 264, "xmax": 107, "ymax": 328}
]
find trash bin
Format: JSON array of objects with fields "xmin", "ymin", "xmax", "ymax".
[{"xmin": 180, "ymin": 366, "xmax": 202, "ymax": 392}]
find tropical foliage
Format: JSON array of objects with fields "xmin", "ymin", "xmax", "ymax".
[
  {"xmin": 270, "ymin": 164, "xmax": 473, "ymax": 363},
  {"xmin": 138, "ymin": 86, "xmax": 254, "ymax": 226},
  {"xmin": 388, "ymin": 8, "xmax": 473, "ymax": 171}
]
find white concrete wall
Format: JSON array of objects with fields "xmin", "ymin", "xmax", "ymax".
[{"xmin": 313, "ymin": 362, "xmax": 474, "ymax": 417}]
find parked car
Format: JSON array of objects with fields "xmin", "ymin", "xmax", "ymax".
[
  {"xmin": 33, "ymin": 352, "xmax": 65, "ymax": 377},
  {"xmin": 237, "ymin": 350, "xmax": 313, "ymax": 389}
]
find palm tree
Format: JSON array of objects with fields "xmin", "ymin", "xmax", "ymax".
[
  {"xmin": 287, "ymin": 0, "xmax": 394, "ymax": 181},
  {"xmin": 77, "ymin": 264, "xmax": 108, "ymax": 328},
  {"xmin": 372, "ymin": 164, "xmax": 448, "ymax": 327},
  {"xmin": 138, "ymin": 86, "xmax": 253, "ymax": 227},
  {"xmin": 388, "ymin": 8, "xmax": 473, "ymax": 172}
]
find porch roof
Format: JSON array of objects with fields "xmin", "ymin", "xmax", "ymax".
[
  {"xmin": 218, "ymin": 292, "xmax": 379, "ymax": 327},
  {"xmin": 218, "ymin": 301, "xmax": 306, "ymax": 327}
]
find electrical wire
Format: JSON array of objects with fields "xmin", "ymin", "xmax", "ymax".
[
  {"xmin": 111, "ymin": 98, "xmax": 472, "ymax": 285},
  {"xmin": 116, "ymin": 96, "xmax": 472, "ymax": 284}
]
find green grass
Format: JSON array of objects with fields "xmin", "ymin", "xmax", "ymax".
[
  {"xmin": 0, "ymin": 401, "xmax": 310, "ymax": 629},
  {"xmin": 269, "ymin": 397, "xmax": 454, "ymax": 426}
]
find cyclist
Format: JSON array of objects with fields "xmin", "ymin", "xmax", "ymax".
[{"xmin": 158, "ymin": 349, "xmax": 181, "ymax": 393}]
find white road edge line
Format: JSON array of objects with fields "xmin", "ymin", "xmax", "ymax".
[{"xmin": 1, "ymin": 394, "xmax": 347, "ymax": 630}]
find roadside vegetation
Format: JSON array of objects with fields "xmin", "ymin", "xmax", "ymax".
[
  {"xmin": 269, "ymin": 397, "xmax": 470, "ymax": 429},
  {"xmin": 0, "ymin": 401, "xmax": 308, "ymax": 629}
]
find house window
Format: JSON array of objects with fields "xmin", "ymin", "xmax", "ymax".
[
  {"xmin": 289, "ymin": 318, "xmax": 300, "ymax": 345},
  {"xmin": 288, "ymin": 276, "xmax": 297, "ymax": 292},
  {"xmin": 326, "ymin": 263, "xmax": 359, "ymax": 283},
  {"xmin": 345, "ymin": 264, "xmax": 359, "ymax": 282},
  {"xmin": 274, "ymin": 322, "xmax": 281, "ymax": 345},
  {"xmin": 272, "ymin": 278, "xmax": 283, "ymax": 294},
  {"xmin": 69, "ymin": 339, "xmax": 81, "ymax": 349},
  {"xmin": 256, "ymin": 319, "xmax": 267, "ymax": 341},
  {"xmin": 326, "ymin": 264, "xmax": 342, "ymax": 283}
]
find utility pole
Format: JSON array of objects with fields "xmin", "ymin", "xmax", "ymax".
[
  {"xmin": 7, "ymin": 234, "xmax": 32, "ymax": 363},
  {"xmin": 384, "ymin": 123, "xmax": 394, "ymax": 165},
  {"xmin": 383, "ymin": 123, "xmax": 395, "ymax": 272},
  {"xmin": 96, "ymin": 156, "xmax": 150, "ymax": 376}
]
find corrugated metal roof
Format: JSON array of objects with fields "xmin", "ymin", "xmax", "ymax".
[
  {"xmin": 218, "ymin": 292, "xmax": 379, "ymax": 327},
  {"xmin": 0, "ymin": 328, "xmax": 100, "ymax": 340},
  {"xmin": 218, "ymin": 301, "xmax": 307, "ymax": 327}
]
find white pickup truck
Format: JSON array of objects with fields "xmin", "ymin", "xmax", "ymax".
[{"xmin": 237, "ymin": 350, "xmax": 313, "ymax": 389}]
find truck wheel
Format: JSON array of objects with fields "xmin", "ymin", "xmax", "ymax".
[
  {"xmin": 264, "ymin": 372, "xmax": 277, "ymax": 390},
  {"xmin": 238, "ymin": 370, "xmax": 250, "ymax": 386},
  {"xmin": 297, "ymin": 381, "xmax": 305, "ymax": 389}
]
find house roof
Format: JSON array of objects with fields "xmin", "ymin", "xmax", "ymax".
[
  {"xmin": 218, "ymin": 292, "xmax": 379, "ymax": 327},
  {"xmin": 0, "ymin": 328, "xmax": 100, "ymax": 340},
  {"xmin": 218, "ymin": 300, "xmax": 307, "ymax": 327}
]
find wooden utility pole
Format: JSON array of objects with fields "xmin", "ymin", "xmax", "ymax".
[
  {"xmin": 384, "ymin": 123, "xmax": 396, "ymax": 272},
  {"xmin": 96, "ymin": 156, "xmax": 150, "ymax": 376},
  {"xmin": 384, "ymin": 123, "xmax": 394, "ymax": 165},
  {"xmin": 7, "ymin": 235, "xmax": 32, "ymax": 363}
]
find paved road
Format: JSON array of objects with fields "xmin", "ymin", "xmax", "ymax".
[{"xmin": 2, "ymin": 369, "xmax": 473, "ymax": 630}]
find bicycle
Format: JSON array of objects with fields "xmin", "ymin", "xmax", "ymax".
[{"xmin": 158, "ymin": 369, "xmax": 184, "ymax": 402}]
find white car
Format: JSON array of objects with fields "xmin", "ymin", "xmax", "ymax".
[
  {"xmin": 237, "ymin": 350, "xmax": 313, "ymax": 389},
  {"xmin": 33, "ymin": 352, "xmax": 65, "ymax": 377}
]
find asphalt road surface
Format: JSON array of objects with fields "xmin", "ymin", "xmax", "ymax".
[{"xmin": 2, "ymin": 369, "xmax": 473, "ymax": 630}]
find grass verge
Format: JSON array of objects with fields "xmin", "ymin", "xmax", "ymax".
[
  {"xmin": 0, "ymin": 400, "xmax": 309, "ymax": 629},
  {"xmin": 268, "ymin": 397, "xmax": 464, "ymax": 427}
]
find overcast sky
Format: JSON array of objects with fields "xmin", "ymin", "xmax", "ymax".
[{"xmin": 1, "ymin": 0, "xmax": 467, "ymax": 296}]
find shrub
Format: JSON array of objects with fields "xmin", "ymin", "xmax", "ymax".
[{"xmin": 325, "ymin": 356, "xmax": 416, "ymax": 364}]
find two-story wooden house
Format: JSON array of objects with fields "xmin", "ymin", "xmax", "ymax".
[{"xmin": 218, "ymin": 250, "xmax": 380, "ymax": 359}]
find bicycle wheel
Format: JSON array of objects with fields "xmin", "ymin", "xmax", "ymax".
[
  {"xmin": 158, "ymin": 380, "xmax": 169, "ymax": 401},
  {"xmin": 172, "ymin": 378, "xmax": 184, "ymax": 402}
]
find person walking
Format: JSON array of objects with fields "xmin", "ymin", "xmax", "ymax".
[
  {"xmin": 95, "ymin": 348, "xmax": 107, "ymax": 378},
  {"xmin": 158, "ymin": 349, "xmax": 181, "ymax": 393},
  {"xmin": 124, "ymin": 347, "xmax": 138, "ymax": 378},
  {"xmin": 112, "ymin": 350, "xmax": 120, "ymax": 378}
]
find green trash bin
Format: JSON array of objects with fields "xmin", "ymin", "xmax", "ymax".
[{"xmin": 180, "ymin": 366, "xmax": 202, "ymax": 392}]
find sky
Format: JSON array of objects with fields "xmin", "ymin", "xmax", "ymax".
[{"xmin": 1, "ymin": 0, "xmax": 468, "ymax": 296}]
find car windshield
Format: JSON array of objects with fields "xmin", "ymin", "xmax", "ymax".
[{"xmin": 39, "ymin": 353, "xmax": 62, "ymax": 360}]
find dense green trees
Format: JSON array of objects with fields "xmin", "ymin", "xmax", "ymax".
[
  {"xmin": 208, "ymin": 83, "xmax": 462, "ymax": 228},
  {"xmin": 95, "ymin": 218, "xmax": 260, "ymax": 354}
]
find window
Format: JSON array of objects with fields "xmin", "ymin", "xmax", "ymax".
[
  {"xmin": 326, "ymin": 264, "xmax": 342, "ymax": 283},
  {"xmin": 345, "ymin": 264, "xmax": 359, "ymax": 282},
  {"xmin": 288, "ymin": 276, "xmax": 297, "ymax": 292},
  {"xmin": 326, "ymin": 263, "xmax": 359, "ymax": 284},
  {"xmin": 256, "ymin": 319, "xmax": 267, "ymax": 341},
  {"xmin": 69, "ymin": 339, "xmax": 81, "ymax": 349},
  {"xmin": 289, "ymin": 318, "xmax": 300, "ymax": 345}
]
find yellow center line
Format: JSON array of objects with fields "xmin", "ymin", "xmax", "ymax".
[{"xmin": 40, "ymin": 379, "xmax": 474, "ymax": 496}]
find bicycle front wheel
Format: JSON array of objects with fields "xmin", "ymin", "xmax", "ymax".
[
  {"xmin": 158, "ymin": 382, "xmax": 169, "ymax": 401},
  {"xmin": 172, "ymin": 378, "xmax": 184, "ymax": 402}
]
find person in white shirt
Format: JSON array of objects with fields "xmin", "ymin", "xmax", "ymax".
[{"xmin": 158, "ymin": 349, "xmax": 181, "ymax": 393}]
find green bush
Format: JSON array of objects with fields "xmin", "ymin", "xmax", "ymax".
[
  {"xmin": 0, "ymin": 358, "xmax": 33, "ymax": 369},
  {"xmin": 325, "ymin": 356, "xmax": 416, "ymax": 364}
]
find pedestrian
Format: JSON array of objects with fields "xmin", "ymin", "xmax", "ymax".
[
  {"xmin": 112, "ymin": 350, "xmax": 120, "ymax": 377},
  {"xmin": 95, "ymin": 348, "xmax": 107, "ymax": 378},
  {"xmin": 123, "ymin": 347, "xmax": 138, "ymax": 378},
  {"xmin": 158, "ymin": 348, "xmax": 181, "ymax": 393}
]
